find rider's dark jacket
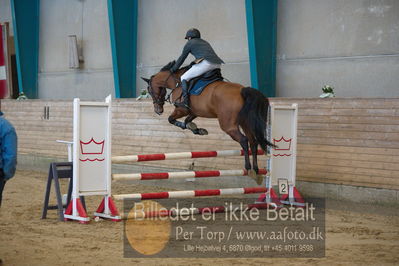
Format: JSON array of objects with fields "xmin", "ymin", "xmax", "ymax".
[{"xmin": 171, "ymin": 38, "xmax": 224, "ymax": 72}]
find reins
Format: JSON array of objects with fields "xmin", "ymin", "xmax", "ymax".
[{"xmin": 165, "ymin": 71, "xmax": 181, "ymax": 89}]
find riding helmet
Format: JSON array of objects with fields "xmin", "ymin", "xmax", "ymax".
[{"xmin": 185, "ymin": 28, "xmax": 201, "ymax": 39}]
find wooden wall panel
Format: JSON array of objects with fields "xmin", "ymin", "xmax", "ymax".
[{"xmin": 2, "ymin": 97, "xmax": 398, "ymax": 190}]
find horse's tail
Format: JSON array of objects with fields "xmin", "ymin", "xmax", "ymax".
[{"xmin": 237, "ymin": 87, "xmax": 275, "ymax": 151}]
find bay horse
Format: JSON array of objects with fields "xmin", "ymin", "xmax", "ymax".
[{"xmin": 141, "ymin": 61, "xmax": 274, "ymax": 184}]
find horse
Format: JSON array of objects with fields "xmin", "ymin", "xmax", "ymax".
[{"xmin": 141, "ymin": 61, "xmax": 275, "ymax": 184}]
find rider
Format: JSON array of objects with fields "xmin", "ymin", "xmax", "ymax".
[{"xmin": 171, "ymin": 28, "xmax": 224, "ymax": 109}]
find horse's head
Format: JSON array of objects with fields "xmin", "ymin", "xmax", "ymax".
[
  {"xmin": 141, "ymin": 75, "xmax": 167, "ymax": 115},
  {"xmin": 141, "ymin": 61, "xmax": 189, "ymax": 115}
]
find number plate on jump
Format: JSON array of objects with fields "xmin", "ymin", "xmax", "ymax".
[{"xmin": 278, "ymin": 178, "xmax": 289, "ymax": 194}]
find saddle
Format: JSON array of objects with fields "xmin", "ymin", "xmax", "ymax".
[{"xmin": 187, "ymin": 68, "xmax": 223, "ymax": 95}]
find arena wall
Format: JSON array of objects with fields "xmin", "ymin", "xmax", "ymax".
[
  {"xmin": 1, "ymin": 0, "xmax": 398, "ymax": 99},
  {"xmin": 2, "ymin": 98, "xmax": 398, "ymax": 195},
  {"xmin": 277, "ymin": 0, "xmax": 399, "ymax": 98}
]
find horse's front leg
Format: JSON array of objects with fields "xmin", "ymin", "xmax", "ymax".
[
  {"xmin": 184, "ymin": 115, "xmax": 197, "ymax": 126},
  {"xmin": 168, "ymin": 108, "xmax": 189, "ymax": 130},
  {"xmin": 185, "ymin": 115, "xmax": 208, "ymax": 135}
]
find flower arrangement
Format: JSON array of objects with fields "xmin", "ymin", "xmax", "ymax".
[
  {"xmin": 136, "ymin": 89, "xmax": 150, "ymax": 100},
  {"xmin": 17, "ymin": 92, "xmax": 28, "ymax": 100},
  {"xmin": 320, "ymin": 85, "xmax": 335, "ymax": 98}
]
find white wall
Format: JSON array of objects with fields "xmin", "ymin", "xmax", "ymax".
[
  {"xmin": 1, "ymin": 0, "xmax": 398, "ymax": 99},
  {"xmin": 38, "ymin": 0, "xmax": 250, "ymax": 99},
  {"xmin": 0, "ymin": 0, "xmax": 12, "ymax": 32},
  {"xmin": 277, "ymin": 0, "xmax": 399, "ymax": 97},
  {"xmin": 136, "ymin": 0, "xmax": 250, "ymax": 93},
  {"xmin": 38, "ymin": 0, "xmax": 114, "ymax": 100}
]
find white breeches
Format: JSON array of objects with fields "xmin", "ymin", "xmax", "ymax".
[{"xmin": 180, "ymin": 60, "xmax": 221, "ymax": 81}]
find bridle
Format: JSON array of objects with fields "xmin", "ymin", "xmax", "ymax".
[
  {"xmin": 147, "ymin": 71, "xmax": 181, "ymax": 105},
  {"xmin": 146, "ymin": 76, "xmax": 163, "ymax": 105}
]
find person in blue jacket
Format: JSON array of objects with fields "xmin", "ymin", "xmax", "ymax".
[{"xmin": 0, "ymin": 105, "xmax": 17, "ymax": 207}]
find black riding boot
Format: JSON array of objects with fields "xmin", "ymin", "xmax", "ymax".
[{"xmin": 175, "ymin": 80, "xmax": 189, "ymax": 109}]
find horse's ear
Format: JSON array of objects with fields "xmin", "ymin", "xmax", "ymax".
[{"xmin": 141, "ymin": 77, "xmax": 150, "ymax": 84}]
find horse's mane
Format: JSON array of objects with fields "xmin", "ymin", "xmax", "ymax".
[
  {"xmin": 160, "ymin": 60, "xmax": 190, "ymax": 72},
  {"xmin": 160, "ymin": 61, "xmax": 175, "ymax": 71}
]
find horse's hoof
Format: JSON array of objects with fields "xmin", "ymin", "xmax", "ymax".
[
  {"xmin": 187, "ymin": 122, "xmax": 208, "ymax": 135},
  {"xmin": 198, "ymin": 128, "xmax": 208, "ymax": 135},
  {"xmin": 256, "ymin": 174, "xmax": 264, "ymax": 185},
  {"xmin": 248, "ymin": 170, "xmax": 264, "ymax": 185},
  {"xmin": 186, "ymin": 122, "xmax": 197, "ymax": 131},
  {"xmin": 248, "ymin": 169, "xmax": 257, "ymax": 181}
]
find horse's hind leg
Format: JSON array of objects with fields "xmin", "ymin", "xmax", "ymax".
[
  {"xmin": 224, "ymin": 128, "xmax": 251, "ymax": 171},
  {"xmin": 218, "ymin": 115, "xmax": 252, "ymax": 173},
  {"xmin": 250, "ymin": 141, "xmax": 264, "ymax": 185},
  {"xmin": 242, "ymin": 126, "xmax": 263, "ymax": 184},
  {"xmin": 250, "ymin": 141, "xmax": 259, "ymax": 173}
]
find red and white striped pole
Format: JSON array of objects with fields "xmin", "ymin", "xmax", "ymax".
[
  {"xmin": 113, "ymin": 186, "xmax": 267, "ymax": 201},
  {"xmin": 112, "ymin": 168, "xmax": 267, "ymax": 181},
  {"xmin": 112, "ymin": 149, "xmax": 266, "ymax": 164}
]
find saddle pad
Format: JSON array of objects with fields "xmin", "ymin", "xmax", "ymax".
[{"xmin": 189, "ymin": 77, "xmax": 222, "ymax": 96}]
